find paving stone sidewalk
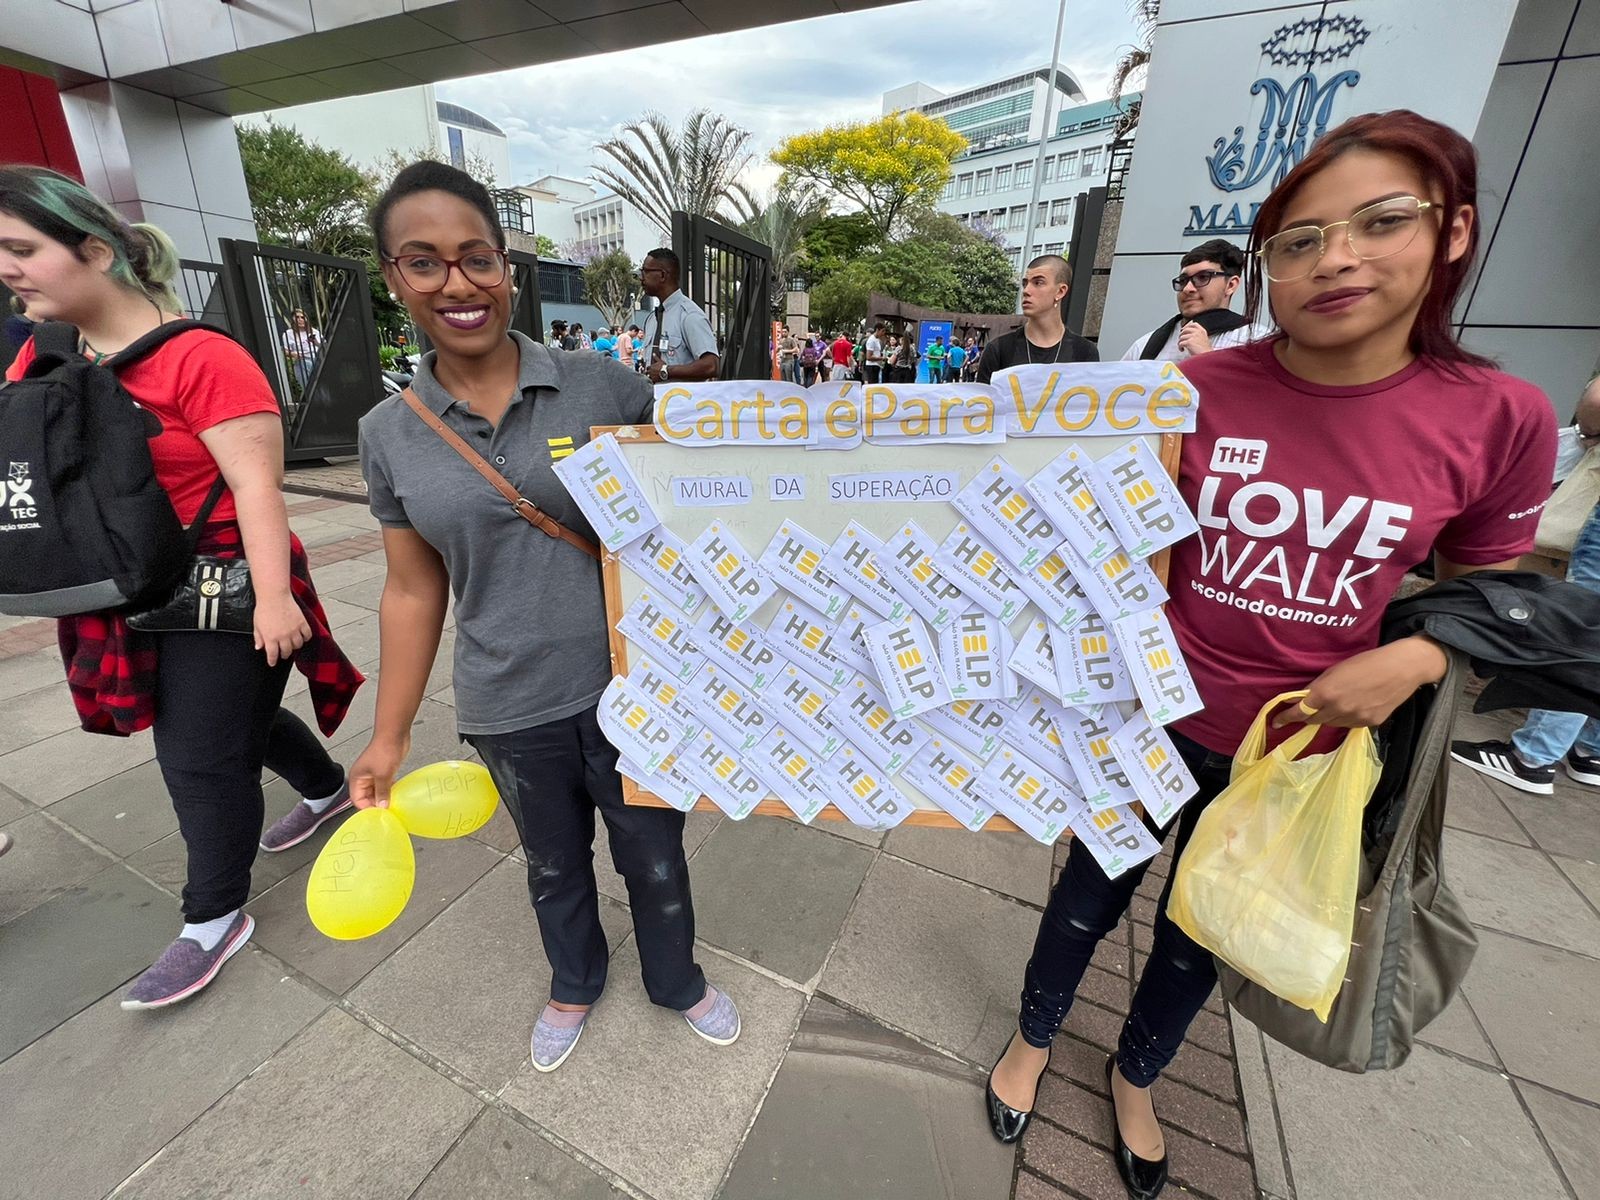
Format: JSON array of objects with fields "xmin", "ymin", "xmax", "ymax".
[{"xmin": 2, "ymin": 495, "xmax": 1592, "ymax": 1199}]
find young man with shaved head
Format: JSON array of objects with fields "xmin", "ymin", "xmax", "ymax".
[{"xmin": 975, "ymin": 254, "xmax": 1098, "ymax": 383}]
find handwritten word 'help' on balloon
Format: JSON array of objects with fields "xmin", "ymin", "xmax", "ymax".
[
  {"xmin": 306, "ymin": 808, "xmax": 415, "ymax": 940},
  {"xmin": 387, "ymin": 760, "xmax": 501, "ymax": 840}
]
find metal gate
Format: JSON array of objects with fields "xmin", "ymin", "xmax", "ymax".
[
  {"xmin": 1066, "ymin": 185, "xmax": 1109, "ymax": 338},
  {"xmin": 671, "ymin": 212, "xmax": 772, "ymax": 380},
  {"xmin": 508, "ymin": 248, "xmax": 544, "ymax": 342},
  {"xmin": 177, "ymin": 260, "xmax": 230, "ymax": 329},
  {"xmin": 217, "ymin": 238, "xmax": 384, "ymax": 462}
]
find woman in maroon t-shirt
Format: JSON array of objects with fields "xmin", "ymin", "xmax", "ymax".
[
  {"xmin": 0, "ymin": 167, "xmax": 360, "ymax": 1012},
  {"xmin": 984, "ymin": 112, "xmax": 1554, "ymax": 1193}
]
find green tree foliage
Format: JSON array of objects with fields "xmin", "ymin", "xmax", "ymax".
[
  {"xmin": 592, "ymin": 109, "xmax": 757, "ymax": 240},
  {"xmin": 799, "ymin": 212, "xmax": 881, "ymax": 287},
  {"xmin": 533, "ymin": 233, "xmax": 560, "ymax": 258},
  {"xmin": 237, "ymin": 119, "xmax": 406, "ymax": 339},
  {"xmin": 580, "ymin": 249, "xmax": 640, "ymax": 331},
  {"xmin": 806, "ymin": 211, "xmax": 1017, "ymax": 328},
  {"xmin": 771, "ymin": 111, "xmax": 967, "ymax": 241},
  {"xmin": 809, "ymin": 262, "xmax": 874, "ymax": 334},
  {"xmin": 237, "ymin": 119, "xmax": 372, "ymax": 259}
]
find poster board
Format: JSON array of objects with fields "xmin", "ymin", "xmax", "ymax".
[{"xmin": 597, "ymin": 419, "xmax": 1183, "ymax": 831}]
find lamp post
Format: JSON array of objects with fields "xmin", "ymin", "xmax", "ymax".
[{"xmin": 1017, "ymin": 0, "xmax": 1070, "ymax": 308}]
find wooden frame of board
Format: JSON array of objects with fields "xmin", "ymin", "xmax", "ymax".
[{"xmin": 595, "ymin": 424, "xmax": 1184, "ymax": 830}]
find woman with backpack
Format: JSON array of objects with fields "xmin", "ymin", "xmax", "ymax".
[
  {"xmin": 0, "ymin": 166, "xmax": 364, "ymax": 1010},
  {"xmin": 799, "ymin": 332, "xmax": 821, "ymax": 386},
  {"xmin": 983, "ymin": 111, "xmax": 1555, "ymax": 1198},
  {"xmin": 350, "ymin": 161, "xmax": 739, "ymax": 1073}
]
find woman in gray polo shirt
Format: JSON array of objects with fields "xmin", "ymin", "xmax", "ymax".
[{"xmin": 350, "ymin": 162, "xmax": 740, "ymax": 1071}]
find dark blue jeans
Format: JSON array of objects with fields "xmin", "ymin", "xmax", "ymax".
[
  {"xmin": 467, "ymin": 704, "xmax": 705, "ymax": 1011},
  {"xmin": 1018, "ymin": 730, "xmax": 1234, "ymax": 1086}
]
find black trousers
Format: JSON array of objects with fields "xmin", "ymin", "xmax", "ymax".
[
  {"xmin": 152, "ymin": 632, "xmax": 345, "ymax": 922},
  {"xmin": 1018, "ymin": 731, "xmax": 1234, "ymax": 1086},
  {"xmin": 468, "ymin": 704, "xmax": 705, "ymax": 1010}
]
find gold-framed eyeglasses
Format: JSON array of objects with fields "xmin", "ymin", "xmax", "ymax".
[
  {"xmin": 384, "ymin": 248, "xmax": 508, "ymax": 294},
  {"xmin": 1257, "ymin": 196, "xmax": 1435, "ymax": 283}
]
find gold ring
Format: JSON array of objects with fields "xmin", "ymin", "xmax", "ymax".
[{"xmin": 1296, "ymin": 700, "xmax": 1319, "ymax": 716}]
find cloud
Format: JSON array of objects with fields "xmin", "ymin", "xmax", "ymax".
[{"xmin": 437, "ymin": 0, "xmax": 1142, "ymax": 193}]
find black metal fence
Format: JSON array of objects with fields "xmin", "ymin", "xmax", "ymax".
[
  {"xmin": 177, "ymin": 260, "xmax": 230, "ymax": 329},
  {"xmin": 507, "ymin": 248, "xmax": 544, "ymax": 344},
  {"xmin": 671, "ymin": 211, "xmax": 772, "ymax": 380},
  {"xmin": 217, "ymin": 239, "xmax": 384, "ymax": 462}
]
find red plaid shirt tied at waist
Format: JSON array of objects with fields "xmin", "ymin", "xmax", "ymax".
[{"xmin": 56, "ymin": 523, "xmax": 366, "ymax": 737}]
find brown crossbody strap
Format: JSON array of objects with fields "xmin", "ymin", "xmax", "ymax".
[{"xmin": 402, "ymin": 388, "xmax": 601, "ymax": 562}]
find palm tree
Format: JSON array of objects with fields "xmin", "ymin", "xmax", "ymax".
[
  {"xmin": 591, "ymin": 109, "xmax": 757, "ymax": 240},
  {"xmin": 736, "ymin": 180, "xmax": 830, "ymax": 291},
  {"xmin": 1111, "ymin": 0, "xmax": 1161, "ymax": 137}
]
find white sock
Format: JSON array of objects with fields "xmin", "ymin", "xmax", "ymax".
[
  {"xmin": 181, "ymin": 910, "xmax": 238, "ymax": 951},
  {"xmin": 303, "ymin": 776, "xmax": 347, "ymax": 814}
]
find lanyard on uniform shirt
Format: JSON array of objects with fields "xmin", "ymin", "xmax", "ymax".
[{"xmin": 649, "ymin": 299, "xmax": 667, "ymax": 360}]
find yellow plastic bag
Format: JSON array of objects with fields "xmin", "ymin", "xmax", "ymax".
[{"xmin": 1169, "ymin": 691, "xmax": 1380, "ymax": 1021}]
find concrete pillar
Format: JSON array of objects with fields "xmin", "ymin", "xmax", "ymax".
[{"xmin": 59, "ymin": 81, "xmax": 256, "ymax": 265}]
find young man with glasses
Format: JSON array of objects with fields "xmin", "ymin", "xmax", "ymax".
[{"xmin": 1120, "ymin": 239, "xmax": 1262, "ymax": 362}]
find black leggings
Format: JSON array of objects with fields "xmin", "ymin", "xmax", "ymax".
[
  {"xmin": 151, "ymin": 632, "xmax": 344, "ymax": 922},
  {"xmin": 1018, "ymin": 731, "xmax": 1234, "ymax": 1085}
]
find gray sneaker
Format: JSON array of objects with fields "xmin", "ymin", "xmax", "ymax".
[
  {"xmin": 683, "ymin": 985, "xmax": 741, "ymax": 1046},
  {"xmin": 531, "ymin": 1003, "xmax": 589, "ymax": 1072},
  {"xmin": 121, "ymin": 912, "xmax": 255, "ymax": 1010},
  {"xmin": 260, "ymin": 782, "xmax": 352, "ymax": 852}
]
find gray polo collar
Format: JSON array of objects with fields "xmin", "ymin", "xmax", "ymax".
[{"xmin": 410, "ymin": 331, "xmax": 562, "ymax": 416}]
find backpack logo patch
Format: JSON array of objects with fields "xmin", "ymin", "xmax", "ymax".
[{"xmin": 5, "ymin": 462, "xmax": 37, "ymax": 519}]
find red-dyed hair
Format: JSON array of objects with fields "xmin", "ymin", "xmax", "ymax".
[{"xmin": 1244, "ymin": 109, "xmax": 1493, "ymax": 369}]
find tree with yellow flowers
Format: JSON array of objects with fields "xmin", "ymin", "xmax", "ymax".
[{"xmin": 771, "ymin": 111, "xmax": 967, "ymax": 242}]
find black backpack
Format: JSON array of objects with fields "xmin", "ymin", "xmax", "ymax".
[{"xmin": 0, "ymin": 320, "xmax": 233, "ymax": 617}]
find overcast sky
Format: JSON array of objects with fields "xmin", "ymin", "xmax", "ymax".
[{"xmin": 436, "ymin": 0, "xmax": 1145, "ymax": 193}]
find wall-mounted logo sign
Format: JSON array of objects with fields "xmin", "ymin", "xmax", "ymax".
[{"xmin": 1184, "ymin": 15, "xmax": 1370, "ymax": 238}]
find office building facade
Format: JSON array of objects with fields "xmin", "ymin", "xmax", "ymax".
[{"xmin": 885, "ymin": 69, "xmax": 1139, "ymax": 269}]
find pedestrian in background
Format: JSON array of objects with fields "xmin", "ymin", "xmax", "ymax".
[
  {"xmin": 830, "ymin": 329, "xmax": 854, "ymax": 382},
  {"xmin": 639, "ymin": 248, "xmax": 720, "ymax": 384},
  {"xmin": 1453, "ymin": 374, "xmax": 1600, "ymax": 795},
  {"xmin": 779, "ymin": 327, "xmax": 798, "ymax": 383},
  {"xmin": 282, "ymin": 308, "xmax": 322, "ymax": 394},
  {"xmin": 1121, "ymin": 239, "xmax": 1265, "ymax": 362},
  {"xmin": 799, "ymin": 332, "xmax": 821, "ymax": 386},
  {"xmin": 945, "ymin": 336, "xmax": 967, "ymax": 382}
]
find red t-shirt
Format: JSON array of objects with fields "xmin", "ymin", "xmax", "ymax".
[
  {"xmin": 7, "ymin": 330, "xmax": 282, "ymax": 524},
  {"xmin": 1165, "ymin": 339, "xmax": 1556, "ymax": 754},
  {"xmin": 831, "ymin": 336, "xmax": 854, "ymax": 367}
]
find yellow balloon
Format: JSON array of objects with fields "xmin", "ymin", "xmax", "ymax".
[
  {"xmin": 387, "ymin": 760, "xmax": 501, "ymax": 840},
  {"xmin": 305, "ymin": 808, "xmax": 415, "ymax": 940}
]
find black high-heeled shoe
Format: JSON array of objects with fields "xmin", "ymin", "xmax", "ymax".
[
  {"xmin": 1106, "ymin": 1054, "xmax": 1169, "ymax": 1199},
  {"xmin": 985, "ymin": 1036, "xmax": 1051, "ymax": 1145}
]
